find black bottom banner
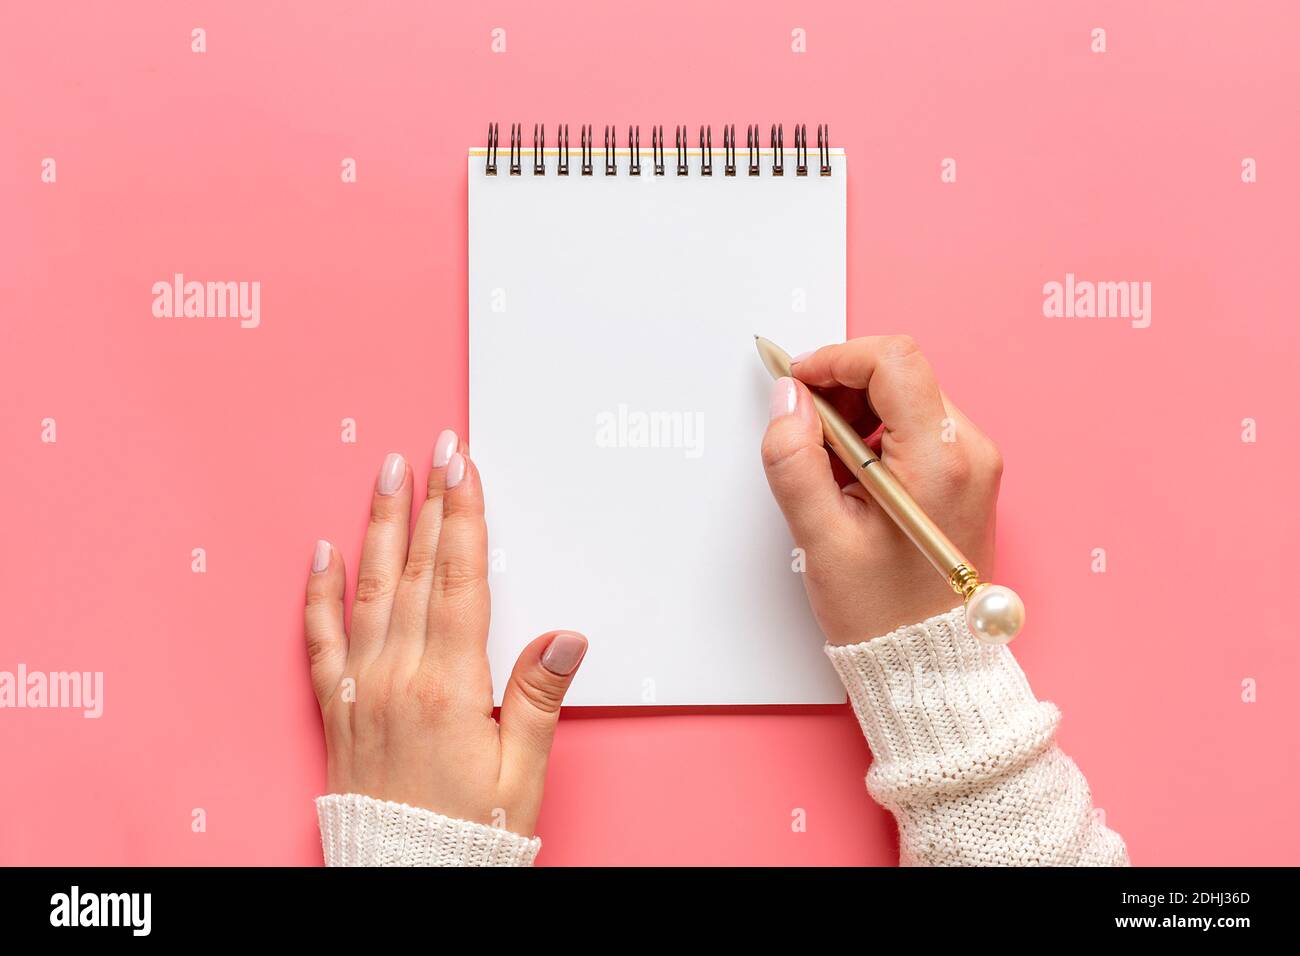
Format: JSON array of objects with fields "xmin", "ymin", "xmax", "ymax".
[{"xmin": 0, "ymin": 866, "xmax": 1283, "ymax": 942}]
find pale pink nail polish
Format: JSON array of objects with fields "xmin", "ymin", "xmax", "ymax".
[
  {"xmin": 541, "ymin": 632, "xmax": 587, "ymax": 676},
  {"xmin": 378, "ymin": 452, "xmax": 405, "ymax": 496},
  {"xmin": 791, "ymin": 350, "xmax": 813, "ymax": 364},
  {"xmin": 312, "ymin": 539, "xmax": 331, "ymax": 574},
  {"xmin": 445, "ymin": 452, "xmax": 466, "ymax": 489},
  {"xmin": 769, "ymin": 377, "xmax": 797, "ymax": 420},
  {"xmin": 433, "ymin": 429, "xmax": 458, "ymax": 468}
]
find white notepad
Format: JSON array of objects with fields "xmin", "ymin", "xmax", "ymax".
[{"xmin": 469, "ymin": 130, "xmax": 846, "ymax": 705}]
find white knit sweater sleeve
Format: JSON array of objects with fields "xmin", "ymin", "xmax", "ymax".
[
  {"xmin": 824, "ymin": 606, "xmax": 1130, "ymax": 866},
  {"xmin": 315, "ymin": 794, "xmax": 540, "ymax": 867}
]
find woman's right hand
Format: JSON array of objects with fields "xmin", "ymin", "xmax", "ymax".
[{"xmin": 760, "ymin": 336, "xmax": 1005, "ymax": 644}]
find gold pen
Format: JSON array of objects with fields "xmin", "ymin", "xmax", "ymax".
[{"xmin": 755, "ymin": 335, "xmax": 1025, "ymax": 644}]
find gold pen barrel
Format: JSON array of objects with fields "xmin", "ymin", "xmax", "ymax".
[
  {"xmin": 856, "ymin": 460, "xmax": 970, "ymax": 578},
  {"xmin": 807, "ymin": 388, "xmax": 970, "ymax": 581}
]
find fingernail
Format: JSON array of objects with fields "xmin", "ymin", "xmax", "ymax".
[
  {"xmin": 791, "ymin": 350, "xmax": 813, "ymax": 364},
  {"xmin": 541, "ymin": 632, "xmax": 587, "ymax": 676},
  {"xmin": 433, "ymin": 429, "xmax": 458, "ymax": 467},
  {"xmin": 311, "ymin": 539, "xmax": 331, "ymax": 574},
  {"xmin": 445, "ymin": 452, "xmax": 466, "ymax": 489},
  {"xmin": 769, "ymin": 377, "xmax": 797, "ymax": 420},
  {"xmin": 378, "ymin": 452, "xmax": 406, "ymax": 496}
]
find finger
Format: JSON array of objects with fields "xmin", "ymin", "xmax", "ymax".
[
  {"xmin": 425, "ymin": 450, "xmax": 490, "ymax": 665},
  {"xmin": 500, "ymin": 631, "xmax": 587, "ymax": 785},
  {"xmin": 304, "ymin": 539, "xmax": 347, "ymax": 707},
  {"xmin": 791, "ymin": 336, "xmax": 948, "ymax": 453},
  {"xmin": 814, "ymin": 385, "xmax": 880, "ymax": 487},
  {"xmin": 389, "ymin": 429, "xmax": 460, "ymax": 658},
  {"xmin": 760, "ymin": 377, "xmax": 851, "ymax": 546},
  {"xmin": 349, "ymin": 452, "xmax": 412, "ymax": 663}
]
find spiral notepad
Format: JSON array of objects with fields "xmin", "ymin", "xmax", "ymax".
[{"xmin": 469, "ymin": 124, "xmax": 847, "ymax": 706}]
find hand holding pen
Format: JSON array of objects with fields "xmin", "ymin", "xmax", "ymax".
[{"xmin": 758, "ymin": 335, "xmax": 1024, "ymax": 646}]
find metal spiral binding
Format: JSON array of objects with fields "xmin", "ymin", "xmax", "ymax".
[
  {"xmin": 484, "ymin": 123, "xmax": 831, "ymax": 177},
  {"xmin": 486, "ymin": 123, "xmax": 500, "ymax": 175},
  {"xmin": 580, "ymin": 125, "xmax": 593, "ymax": 175},
  {"xmin": 509, "ymin": 124, "xmax": 522, "ymax": 176},
  {"xmin": 628, "ymin": 125, "xmax": 641, "ymax": 176},
  {"xmin": 604, "ymin": 126, "xmax": 617, "ymax": 175}
]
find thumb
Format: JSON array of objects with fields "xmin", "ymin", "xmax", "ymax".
[
  {"xmin": 499, "ymin": 630, "xmax": 588, "ymax": 779},
  {"xmin": 761, "ymin": 377, "xmax": 846, "ymax": 546}
]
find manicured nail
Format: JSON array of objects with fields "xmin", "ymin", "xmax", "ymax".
[
  {"xmin": 769, "ymin": 377, "xmax": 797, "ymax": 420},
  {"xmin": 312, "ymin": 539, "xmax": 331, "ymax": 574},
  {"xmin": 541, "ymin": 632, "xmax": 587, "ymax": 676},
  {"xmin": 433, "ymin": 429, "xmax": 458, "ymax": 468},
  {"xmin": 378, "ymin": 452, "xmax": 405, "ymax": 496},
  {"xmin": 791, "ymin": 350, "xmax": 813, "ymax": 364},
  {"xmin": 445, "ymin": 452, "xmax": 466, "ymax": 489}
]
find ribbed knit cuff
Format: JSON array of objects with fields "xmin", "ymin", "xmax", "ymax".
[
  {"xmin": 315, "ymin": 794, "xmax": 541, "ymax": 867},
  {"xmin": 824, "ymin": 606, "xmax": 1060, "ymax": 801}
]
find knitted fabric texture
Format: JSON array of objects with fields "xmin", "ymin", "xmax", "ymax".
[
  {"xmin": 824, "ymin": 605, "xmax": 1129, "ymax": 866},
  {"xmin": 316, "ymin": 793, "xmax": 540, "ymax": 867},
  {"xmin": 315, "ymin": 609, "xmax": 1128, "ymax": 867}
]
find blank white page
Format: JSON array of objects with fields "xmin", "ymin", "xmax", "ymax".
[{"xmin": 469, "ymin": 148, "xmax": 846, "ymax": 705}]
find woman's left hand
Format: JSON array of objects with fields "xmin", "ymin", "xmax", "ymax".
[{"xmin": 304, "ymin": 430, "xmax": 588, "ymax": 837}]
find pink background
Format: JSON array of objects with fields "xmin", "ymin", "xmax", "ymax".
[{"xmin": 2, "ymin": 1, "xmax": 1297, "ymax": 865}]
